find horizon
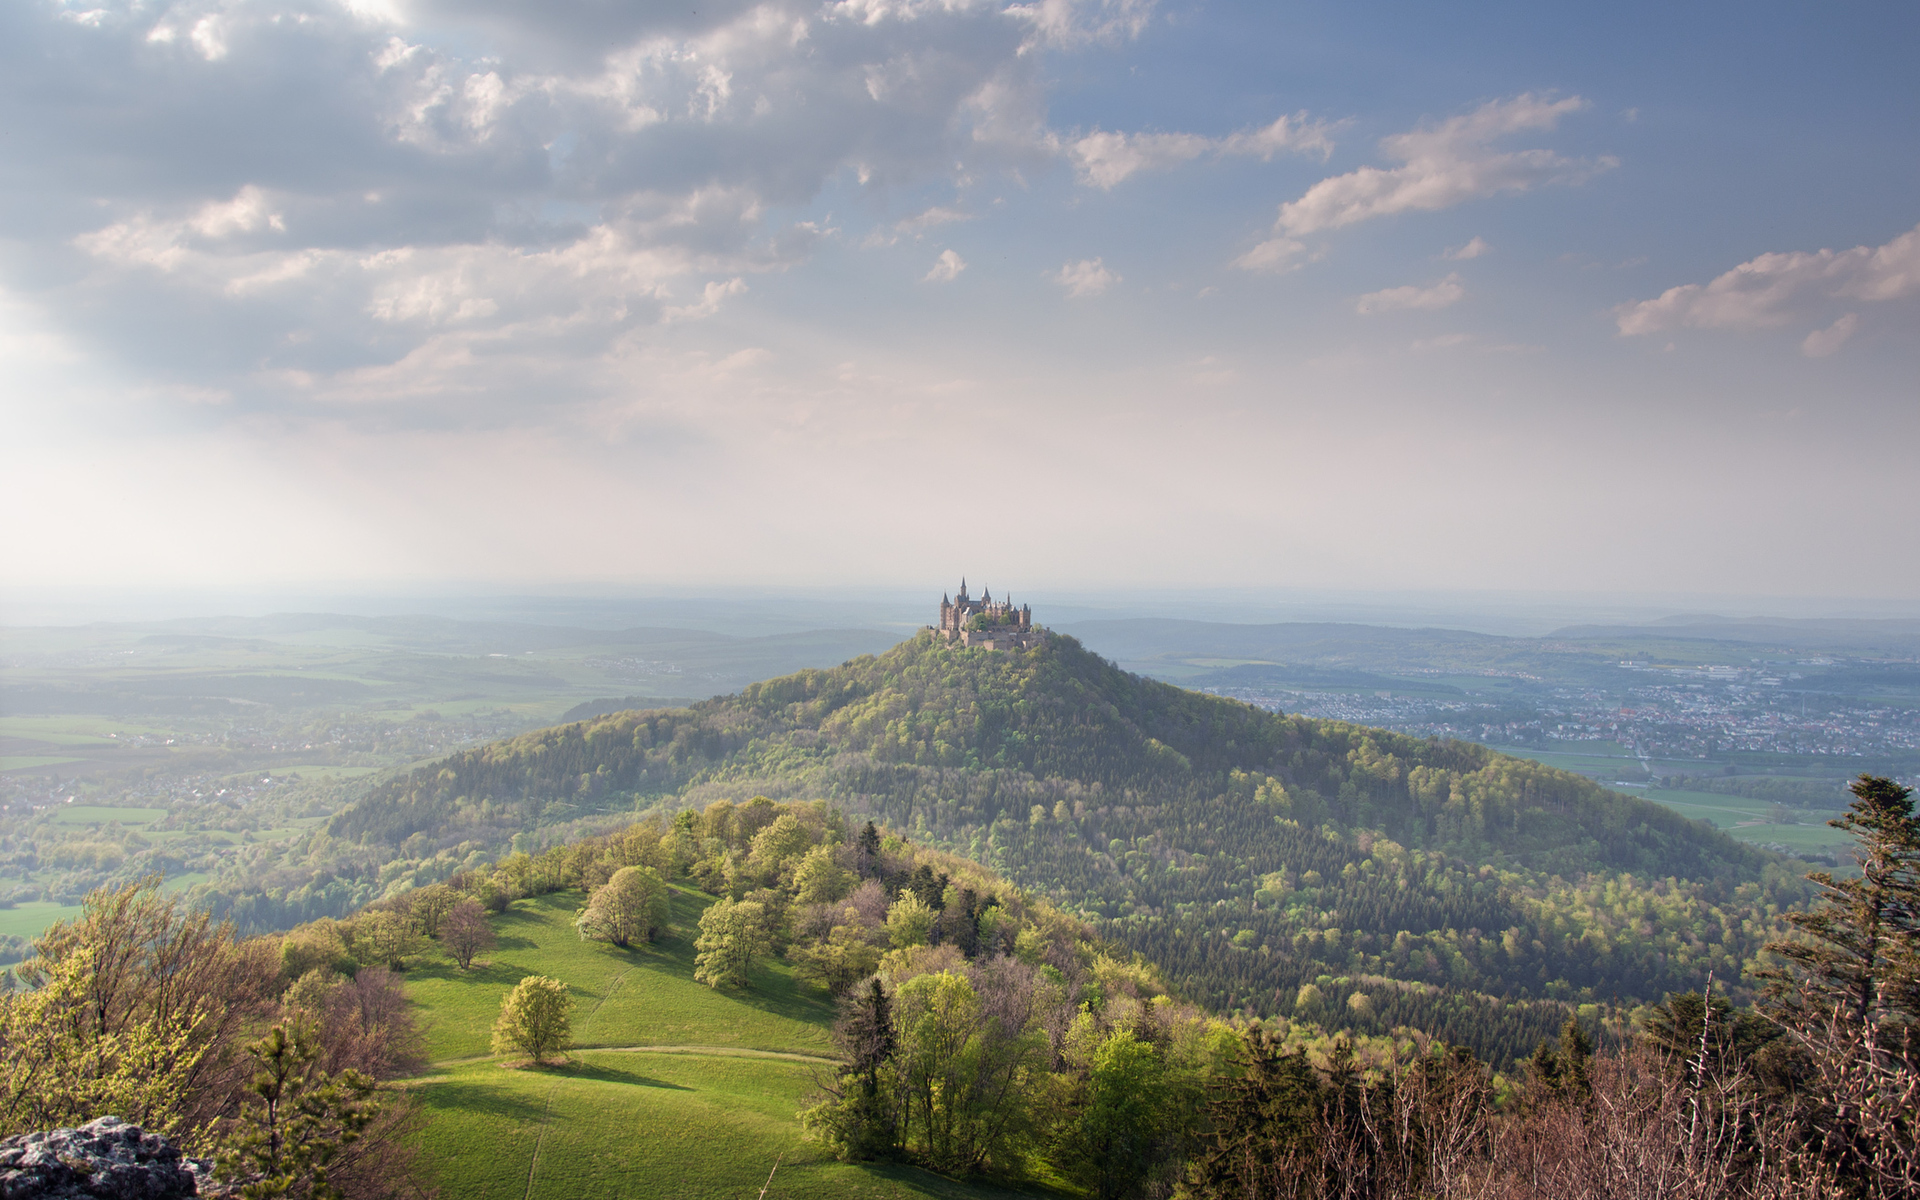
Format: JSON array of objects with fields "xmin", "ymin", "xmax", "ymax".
[
  {"xmin": 8, "ymin": 581, "xmax": 1920, "ymax": 639},
  {"xmin": 3, "ymin": 1, "xmax": 1916, "ymax": 598}
]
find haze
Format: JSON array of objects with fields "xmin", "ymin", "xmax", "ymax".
[{"xmin": 3, "ymin": 0, "xmax": 1917, "ymax": 602}]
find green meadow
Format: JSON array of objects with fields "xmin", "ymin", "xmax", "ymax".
[
  {"xmin": 405, "ymin": 890, "xmax": 1053, "ymax": 1200},
  {"xmin": 0, "ymin": 901, "xmax": 85, "ymax": 940}
]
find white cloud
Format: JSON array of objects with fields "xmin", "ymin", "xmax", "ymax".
[
  {"xmin": 1005, "ymin": 0, "xmax": 1157, "ymax": 49},
  {"xmin": 1615, "ymin": 222, "xmax": 1920, "ymax": 344},
  {"xmin": 1355, "ymin": 273, "xmax": 1464, "ymax": 314},
  {"xmin": 1070, "ymin": 112, "xmax": 1336, "ymax": 188},
  {"xmin": 1231, "ymin": 237, "xmax": 1305, "ymax": 273},
  {"xmin": 663, "ymin": 278, "xmax": 749, "ymax": 322},
  {"xmin": 10, "ymin": 0, "xmax": 1099, "ymax": 422},
  {"xmin": 923, "ymin": 249, "xmax": 967, "ymax": 283},
  {"xmin": 864, "ymin": 206, "xmax": 974, "ymax": 248},
  {"xmin": 1052, "ymin": 257, "xmax": 1119, "ymax": 297},
  {"xmin": 1801, "ymin": 313, "xmax": 1859, "ymax": 358},
  {"xmin": 1443, "ymin": 236, "xmax": 1490, "ymax": 260},
  {"xmin": 1275, "ymin": 94, "xmax": 1611, "ymax": 236}
]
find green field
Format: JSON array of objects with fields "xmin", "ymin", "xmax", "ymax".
[
  {"xmin": 406, "ymin": 890, "xmax": 1051, "ymax": 1199},
  {"xmin": 0, "ymin": 901, "xmax": 85, "ymax": 940},
  {"xmin": 47, "ymin": 804, "xmax": 170, "ymax": 827}
]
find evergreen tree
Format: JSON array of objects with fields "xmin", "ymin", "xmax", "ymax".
[{"xmin": 1763, "ymin": 775, "xmax": 1920, "ymax": 1039}]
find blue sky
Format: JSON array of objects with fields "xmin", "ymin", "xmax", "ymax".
[{"xmin": 2, "ymin": 0, "xmax": 1916, "ymax": 601}]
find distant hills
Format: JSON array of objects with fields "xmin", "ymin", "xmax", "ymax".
[{"xmin": 313, "ymin": 630, "xmax": 1805, "ymax": 1065}]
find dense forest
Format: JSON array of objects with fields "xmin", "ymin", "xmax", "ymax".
[
  {"xmin": 16, "ymin": 781, "xmax": 1911, "ymax": 1200},
  {"xmin": 258, "ymin": 632, "xmax": 1811, "ymax": 1065}
]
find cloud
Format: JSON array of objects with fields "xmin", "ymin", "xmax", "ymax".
[
  {"xmin": 1005, "ymin": 0, "xmax": 1157, "ymax": 49},
  {"xmin": 1801, "ymin": 313, "xmax": 1858, "ymax": 358},
  {"xmin": 1443, "ymin": 236, "xmax": 1490, "ymax": 260},
  {"xmin": 1070, "ymin": 112, "xmax": 1336, "ymax": 188},
  {"xmin": 4, "ymin": 0, "xmax": 1112, "ymax": 422},
  {"xmin": 1232, "ymin": 238, "xmax": 1306, "ymax": 273},
  {"xmin": 663, "ymin": 278, "xmax": 748, "ymax": 322},
  {"xmin": 1355, "ymin": 273, "xmax": 1464, "ymax": 314},
  {"xmin": 864, "ymin": 206, "xmax": 974, "ymax": 248},
  {"xmin": 1615, "ymin": 222, "xmax": 1920, "ymax": 346},
  {"xmin": 1052, "ymin": 257, "xmax": 1119, "ymax": 297},
  {"xmin": 923, "ymin": 249, "xmax": 967, "ymax": 283},
  {"xmin": 1274, "ymin": 94, "xmax": 1611, "ymax": 236}
]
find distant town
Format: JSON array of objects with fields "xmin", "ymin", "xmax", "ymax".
[{"xmin": 1203, "ymin": 656, "xmax": 1920, "ymax": 774}]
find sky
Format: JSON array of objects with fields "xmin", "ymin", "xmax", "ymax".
[{"xmin": 2, "ymin": 0, "xmax": 1917, "ymax": 605}]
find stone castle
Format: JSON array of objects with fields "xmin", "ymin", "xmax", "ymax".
[{"xmin": 933, "ymin": 579, "xmax": 1046, "ymax": 650}]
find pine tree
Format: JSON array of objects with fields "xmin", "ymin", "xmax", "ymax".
[{"xmin": 1762, "ymin": 775, "xmax": 1920, "ymax": 1038}]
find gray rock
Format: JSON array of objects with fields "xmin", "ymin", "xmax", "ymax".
[{"xmin": 0, "ymin": 1118, "xmax": 201, "ymax": 1200}]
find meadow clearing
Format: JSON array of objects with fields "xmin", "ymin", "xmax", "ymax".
[{"xmin": 405, "ymin": 889, "xmax": 1058, "ymax": 1200}]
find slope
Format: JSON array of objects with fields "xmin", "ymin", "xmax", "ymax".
[
  {"xmin": 409, "ymin": 888, "xmax": 1047, "ymax": 1200},
  {"xmin": 321, "ymin": 632, "xmax": 1805, "ymax": 1063}
]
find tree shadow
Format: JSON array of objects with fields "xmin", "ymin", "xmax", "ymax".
[
  {"xmin": 420, "ymin": 1080, "xmax": 547, "ymax": 1120},
  {"xmin": 554, "ymin": 1059, "xmax": 692, "ymax": 1091}
]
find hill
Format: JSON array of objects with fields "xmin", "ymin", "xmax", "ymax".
[
  {"xmin": 286, "ymin": 632, "xmax": 1805, "ymax": 1064},
  {"xmin": 408, "ymin": 888, "xmax": 1044, "ymax": 1200}
]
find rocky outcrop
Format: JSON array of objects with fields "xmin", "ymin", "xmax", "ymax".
[{"xmin": 0, "ymin": 1118, "xmax": 207, "ymax": 1200}]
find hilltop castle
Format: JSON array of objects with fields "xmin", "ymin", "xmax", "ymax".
[{"xmin": 934, "ymin": 580, "xmax": 1045, "ymax": 650}]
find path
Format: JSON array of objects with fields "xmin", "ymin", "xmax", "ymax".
[{"xmin": 421, "ymin": 1043, "xmax": 841, "ymax": 1072}]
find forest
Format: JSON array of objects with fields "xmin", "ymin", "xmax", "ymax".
[
  {"xmin": 286, "ymin": 632, "xmax": 1808, "ymax": 1064},
  {"xmin": 3, "ymin": 780, "xmax": 1916, "ymax": 1199}
]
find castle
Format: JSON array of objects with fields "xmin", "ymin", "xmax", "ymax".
[{"xmin": 934, "ymin": 580, "xmax": 1045, "ymax": 650}]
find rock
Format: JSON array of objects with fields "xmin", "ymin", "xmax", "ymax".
[{"xmin": 0, "ymin": 1118, "xmax": 202, "ymax": 1200}]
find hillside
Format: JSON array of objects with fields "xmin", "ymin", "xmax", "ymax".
[
  {"xmin": 409, "ymin": 889, "xmax": 1044, "ymax": 1200},
  {"xmin": 297, "ymin": 632, "xmax": 1805, "ymax": 1063}
]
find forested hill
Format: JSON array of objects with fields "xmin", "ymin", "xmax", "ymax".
[{"xmin": 315, "ymin": 631, "xmax": 1807, "ymax": 1064}]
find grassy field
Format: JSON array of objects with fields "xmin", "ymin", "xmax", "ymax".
[
  {"xmin": 0, "ymin": 900, "xmax": 85, "ymax": 939},
  {"xmin": 1487, "ymin": 745, "xmax": 1856, "ymax": 855},
  {"xmin": 406, "ymin": 889, "xmax": 1053, "ymax": 1199}
]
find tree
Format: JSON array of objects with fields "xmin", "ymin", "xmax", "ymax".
[
  {"xmin": 491, "ymin": 976, "xmax": 573, "ymax": 1064},
  {"xmin": 890, "ymin": 968, "xmax": 1043, "ymax": 1174},
  {"xmin": 407, "ymin": 884, "xmax": 458, "ymax": 939},
  {"xmin": 343, "ymin": 911, "xmax": 425, "ymax": 973},
  {"xmin": 694, "ymin": 899, "xmax": 769, "ymax": 989},
  {"xmin": 1763, "ymin": 774, "xmax": 1920, "ymax": 1035},
  {"xmin": 793, "ymin": 846, "xmax": 851, "ymax": 905},
  {"xmin": 1758, "ymin": 774, "xmax": 1920, "ymax": 1197},
  {"xmin": 802, "ymin": 978, "xmax": 901, "ymax": 1161},
  {"xmin": 0, "ymin": 946, "xmax": 210, "ymax": 1137},
  {"xmin": 788, "ymin": 925, "xmax": 882, "ymax": 995},
  {"xmin": 886, "ymin": 892, "xmax": 936, "ymax": 950},
  {"xmin": 215, "ymin": 1023, "xmax": 379, "ymax": 1200},
  {"xmin": 747, "ymin": 814, "xmax": 813, "ymax": 881},
  {"xmin": 440, "ymin": 899, "xmax": 495, "ymax": 971},
  {"xmin": 10, "ymin": 875, "xmax": 273, "ymax": 1138},
  {"xmin": 1057, "ymin": 1029, "xmax": 1172, "ymax": 1200},
  {"xmin": 1189, "ymin": 1023, "xmax": 1322, "ymax": 1197},
  {"xmin": 575, "ymin": 866, "xmax": 671, "ymax": 949}
]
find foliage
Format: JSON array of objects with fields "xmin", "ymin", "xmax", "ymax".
[
  {"xmin": 574, "ymin": 865, "xmax": 671, "ymax": 948},
  {"xmin": 491, "ymin": 974, "xmax": 573, "ymax": 1064},
  {"xmin": 695, "ymin": 897, "xmax": 771, "ymax": 989},
  {"xmin": 0, "ymin": 945, "xmax": 211, "ymax": 1136},
  {"xmin": 215, "ymin": 1023, "xmax": 380, "ymax": 1200},
  {"xmin": 317, "ymin": 632, "xmax": 1806, "ymax": 1065}
]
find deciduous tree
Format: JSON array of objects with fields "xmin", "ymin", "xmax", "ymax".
[
  {"xmin": 440, "ymin": 898, "xmax": 494, "ymax": 971},
  {"xmin": 491, "ymin": 975, "xmax": 572, "ymax": 1064},
  {"xmin": 575, "ymin": 866, "xmax": 671, "ymax": 949}
]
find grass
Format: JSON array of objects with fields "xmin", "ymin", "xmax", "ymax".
[
  {"xmin": 1640, "ymin": 788, "xmax": 1853, "ymax": 853},
  {"xmin": 0, "ymin": 901, "xmax": 85, "ymax": 940},
  {"xmin": 405, "ymin": 889, "xmax": 1049, "ymax": 1199},
  {"xmin": 47, "ymin": 805, "xmax": 169, "ymax": 827},
  {"xmin": 0, "ymin": 756, "xmax": 85, "ymax": 771}
]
